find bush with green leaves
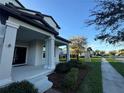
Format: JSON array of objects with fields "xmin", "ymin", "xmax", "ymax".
[
  {"xmin": 55, "ymin": 61, "xmax": 88, "ymax": 73},
  {"xmin": 68, "ymin": 59, "xmax": 78, "ymax": 63},
  {"xmin": 55, "ymin": 63, "xmax": 71, "ymax": 73},
  {"xmin": 0, "ymin": 81, "xmax": 38, "ymax": 93},
  {"xmin": 62, "ymin": 68, "xmax": 79, "ymax": 90},
  {"xmin": 67, "ymin": 61, "xmax": 87, "ymax": 69}
]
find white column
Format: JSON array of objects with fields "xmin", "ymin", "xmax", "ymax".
[
  {"xmin": 55, "ymin": 46, "xmax": 60, "ymax": 64},
  {"xmin": 0, "ymin": 21, "xmax": 19, "ymax": 86},
  {"xmin": 35, "ymin": 40, "xmax": 43, "ymax": 66},
  {"xmin": 67, "ymin": 44, "xmax": 70, "ymax": 62},
  {"xmin": 28, "ymin": 40, "xmax": 43, "ymax": 66},
  {"xmin": 44, "ymin": 36, "xmax": 55, "ymax": 69},
  {"xmin": 44, "ymin": 39, "xmax": 49, "ymax": 68}
]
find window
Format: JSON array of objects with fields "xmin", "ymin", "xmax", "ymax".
[{"xmin": 43, "ymin": 46, "xmax": 45, "ymax": 58}]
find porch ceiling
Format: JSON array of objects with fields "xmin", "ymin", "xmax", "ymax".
[
  {"xmin": 55, "ymin": 40, "xmax": 67, "ymax": 46},
  {"xmin": 16, "ymin": 26, "xmax": 48, "ymax": 43}
]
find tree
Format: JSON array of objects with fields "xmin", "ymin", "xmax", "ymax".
[
  {"xmin": 70, "ymin": 36, "xmax": 87, "ymax": 61},
  {"xmin": 109, "ymin": 50, "xmax": 117, "ymax": 56},
  {"xmin": 87, "ymin": 0, "xmax": 124, "ymax": 44},
  {"xmin": 118, "ymin": 49, "xmax": 124, "ymax": 55},
  {"xmin": 94, "ymin": 50, "xmax": 101, "ymax": 56},
  {"xmin": 100, "ymin": 51, "xmax": 105, "ymax": 56}
]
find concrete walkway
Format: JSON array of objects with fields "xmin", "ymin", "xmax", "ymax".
[{"xmin": 101, "ymin": 58, "xmax": 124, "ymax": 93}]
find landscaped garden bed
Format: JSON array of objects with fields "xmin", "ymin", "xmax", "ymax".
[
  {"xmin": 0, "ymin": 81, "xmax": 38, "ymax": 93},
  {"xmin": 47, "ymin": 61, "xmax": 90, "ymax": 93},
  {"xmin": 48, "ymin": 58, "xmax": 102, "ymax": 93}
]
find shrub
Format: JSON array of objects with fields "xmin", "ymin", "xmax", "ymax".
[
  {"xmin": 0, "ymin": 81, "xmax": 38, "ymax": 93},
  {"xmin": 55, "ymin": 60, "xmax": 88, "ymax": 73},
  {"xmin": 75, "ymin": 63, "xmax": 88, "ymax": 69},
  {"xmin": 68, "ymin": 59, "xmax": 78, "ymax": 63},
  {"xmin": 55, "ymin": 63, "xmax": 71, "ymax": 73},
  {"xmin": 67, "ymin": 61, "xmax": 88, "ymax": 69},
  {"xmin": 62, "ymin": 68, "xmax": 79, "ymax": 90}
]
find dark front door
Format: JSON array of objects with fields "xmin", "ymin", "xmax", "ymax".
[{"xmin": 13, "ymin": 47, "xmax": 27, "ymax": 65}]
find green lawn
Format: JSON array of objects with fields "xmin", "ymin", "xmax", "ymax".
[
  {"xmin": 106, "ymin": 58, "xmax": 124, "ymax": 77},
  {"xmin": 106, "ymin": 58, "xmax": 117, "ymax": 62},
  {"xmin": 80, "ymin": 57, "xmax": 101, "ymax": 63},
  {"xmin": 77, "ymin": 59, "xmax": 102, "ymax": 93},
  {"xmin": 59, "ymin": 57, "xmax": 103, "ymax": 93},
  {"xmin": 91, "ymin": 58, "xmax": 101, "ymax": 62},
  {"xmin": 60, "ymin": 57, "xmax": 102, "ymax": 63}
]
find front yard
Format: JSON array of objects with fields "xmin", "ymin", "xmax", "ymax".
[
  {"xmin": 77, "ymin": 58, "xmax": 102, "ymax": 93},
  {"xmin": 0, "ymin": 57, "xmax": 103, "ymax": 93},
  {"xmin": 48, "ymin": 58, "xmax": 103, "ymax": 93}
]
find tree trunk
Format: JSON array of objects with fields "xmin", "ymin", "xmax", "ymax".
[{"xmin": 76, "ymin": 54, "xmax": 79, "ymax": 61}]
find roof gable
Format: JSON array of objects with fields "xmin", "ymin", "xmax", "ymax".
[
  {"xmin": 0, "ymin": 0, "xmax": 25, "ymax": 8},
  {"xmin": 43, "ymin": 14, "xmax": 61, "ymax": 29}
]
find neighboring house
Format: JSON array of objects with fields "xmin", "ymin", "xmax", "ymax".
[{"xmin": 0, "ymin": 0, "xmax": 70, "ymax": 92}]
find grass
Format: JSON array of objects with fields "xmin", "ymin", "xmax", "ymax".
[
  {"xmin": 80, "ymin": 57, "xmax": 101, "ymax": 63},
  {"xmin": 77, "ymin": 59, "xmax": 102, "ymax": 93},
  {"xmin": 91, "ymin": 58, "xmax": 102, "ymax": 62},
  {"xmin": 106, "ymin": 58, "xmax": 124, "ymax": 77},
  {"xmin": 60, "ymin": 57, "xmax": 102, "ymax": 63},
  {"xmin": 59, "ymin": 57, "xmax": 103, "ymax": 93},
  {"xmin": 106, "ymin": 58, "xmax": 117, "ymax": 62}
]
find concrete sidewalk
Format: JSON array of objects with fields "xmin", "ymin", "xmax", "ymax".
[{"xmin": 101, "ymin": 58, "xmax": 124, "ymax": 93}]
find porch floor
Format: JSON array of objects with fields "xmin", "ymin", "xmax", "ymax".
[{"xmin": 12, "ymin": 65, "xmax": 52, "ymax": 81}]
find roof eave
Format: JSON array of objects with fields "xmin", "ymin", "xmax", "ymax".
[
  {"xmin": 0, "ymin": 4, "xmax": 59, "ymax": 36},
  {"xmin": 56, "ymin": 36, "xmax": 71, "ymax": 43}
]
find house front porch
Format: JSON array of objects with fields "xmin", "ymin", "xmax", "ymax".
[
  {"xmin": 12, "ymin": 65, "xmax": 53, "ymax": 93},
  {"xmin": 0, "ymin": 18, "xmax": 70, "ymax": 92},
  {"xmin": 12, "ymin": 65, "xmax": 51, "ymax": 81},
  {"xmin": 10, "ymin": 23, "xmax": 70, "ymax": 92}
]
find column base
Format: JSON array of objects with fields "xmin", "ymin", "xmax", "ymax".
[{"xmin": 44, "ymin": 65, "xmax": 55, "ymax": 70}]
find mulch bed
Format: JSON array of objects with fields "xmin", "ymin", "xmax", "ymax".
[{"xmin": 48, "ymin": 68, "xmax": 89, "ymax": 93}]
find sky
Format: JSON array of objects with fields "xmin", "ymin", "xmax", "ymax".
[{"xmin": 20, "ymin": 0, "xmax": 124, "ymax": 51}]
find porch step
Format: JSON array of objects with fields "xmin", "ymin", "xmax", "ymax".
[{"xmin": 28, "ymin": 75, "xmax": 53, "ymax": 93}]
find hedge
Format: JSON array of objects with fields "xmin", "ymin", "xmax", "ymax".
[
  {"xmin": 0, "ymin": 81, "xmax": 38, "ymax": 93},
  {"xmin": 62, "ymin": 68, "xmax": 79, "ymax": 90}
]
